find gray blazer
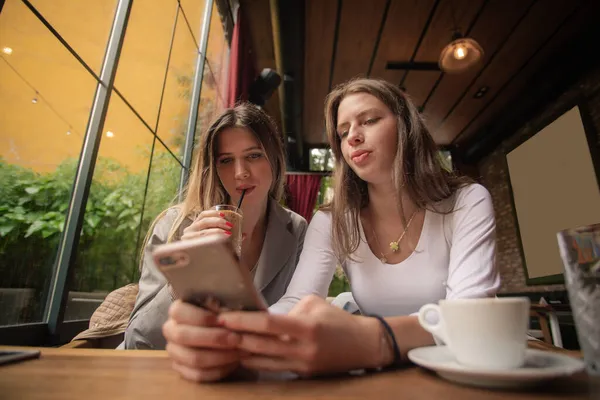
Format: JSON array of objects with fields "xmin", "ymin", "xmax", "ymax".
[{"xmin": 124, "ymin": 200, "xmax": 307, "ymax": 349}]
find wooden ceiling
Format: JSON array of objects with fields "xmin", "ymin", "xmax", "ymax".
[
  {"xmin": 238, "ymin": 0, "xmax": 283, "ymax": 133},
  {"xmin": 241, "ymin": 0, "xmax": 599, "ymax": 150}
]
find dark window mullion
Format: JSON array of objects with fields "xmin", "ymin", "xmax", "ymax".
[
  {"xmin": 179, "ymin": 0, "xmax": 214, "ymax": 197},
  {"xmin": 44, "ymin": 0, "xmax": 133, "ymax": 340}
]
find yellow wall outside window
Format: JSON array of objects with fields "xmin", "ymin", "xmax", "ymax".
[{"xmin": 0, "ymin": 0, "xmax": 228, "ymax": 174}]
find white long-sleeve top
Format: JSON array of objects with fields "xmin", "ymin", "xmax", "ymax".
[{"xmin": 269, "ymin": 183, "xmax": 500, "ymax": 316}]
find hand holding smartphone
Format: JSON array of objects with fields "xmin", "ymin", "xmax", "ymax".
[{"xmin": 152, "ymin": 233, "xmax": 267, "ymax": 312}]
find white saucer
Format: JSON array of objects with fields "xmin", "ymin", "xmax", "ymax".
[{"xmin": 407, "ymin": 346, "xmax": 585, "ymax": 389}]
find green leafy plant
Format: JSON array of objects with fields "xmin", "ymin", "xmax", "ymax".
[
  {"xmin": 328, "ymin": 265, "xmax": 350, "ymax": 298},
  {"xmin": 0, "ymin": 151, "xmax": 180, "ymax": 323}
]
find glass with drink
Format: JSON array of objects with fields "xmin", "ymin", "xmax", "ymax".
[
  {"xmin": 557, "ymin": 223, "xmax": 600, "ymax": 376},
  {"xmin": 212, "ymin": 205, "xmax": 243, "ymax": 258}
]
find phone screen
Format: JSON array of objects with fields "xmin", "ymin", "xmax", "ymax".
[{"xmin": 0, "ymin": 350, "xmax": 41, "ymax": 366}]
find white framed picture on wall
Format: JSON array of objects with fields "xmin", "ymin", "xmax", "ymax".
[{"xmin": 505, "ymin": 99, "xmax": 600, "ymax": 285}]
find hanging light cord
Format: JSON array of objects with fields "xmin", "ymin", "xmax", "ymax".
[
  {"xmin": 450, "ymin": 0, "xmax": 461, "ymax": 34},
  {"xmin": 1, "ymin": 55, "xmax": 81, "ymax": 138}
]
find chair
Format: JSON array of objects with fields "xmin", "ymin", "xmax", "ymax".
[
  {"xmin": 63, "ymin": 283, "xmax": 139, "ymax": 349},
  {"xmin": 529, "ymin": 300, "xmax": 563, "ymax": 348}
]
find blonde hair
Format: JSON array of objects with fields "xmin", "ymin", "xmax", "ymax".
[
  {"xmin": 324, "ymin": 78, "xmax": 471, "ymax": 262},
  {"xmin": 139, "ymin": 103, "xmax": 286, "ymax": 268}
]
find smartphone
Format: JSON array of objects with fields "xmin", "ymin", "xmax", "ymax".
[
  {"xmin": 152, "ymin": 234, "xmax": 267, "ymax": 312},
  {"xmin": 0, "ymin": 349, "xmax": 40, "ymax": 366}
]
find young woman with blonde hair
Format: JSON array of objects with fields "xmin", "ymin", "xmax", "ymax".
[
  {"xmin": 124, "ymin": 103, "xmax": 307, "ymax": 359},
  {"xmin": 164, "ymin": 78, "xmax": 500, "ymax": 381}
]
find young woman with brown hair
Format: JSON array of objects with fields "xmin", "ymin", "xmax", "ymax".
[
  {"xmin": 124, "ymin": 103, "xmax": 307, "ymax": 359},
  {"xmin": 164, "ymin": 78, "xmax": 500, "ymax": 381}
]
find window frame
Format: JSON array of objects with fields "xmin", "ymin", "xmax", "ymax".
[{"xmin": 0, "ymin": 0, "xmax": 230, "ymax": 346}]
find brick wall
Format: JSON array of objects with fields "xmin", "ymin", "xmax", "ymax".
[{"xmin": 477, "ymin": 65, "xmax": 600, "ymax": 294}]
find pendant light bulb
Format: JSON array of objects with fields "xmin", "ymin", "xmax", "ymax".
[
  {"xmin": 439, "ymin": 32, "xmax": 484, "ymax": 74},
  {"xmin": 454, "ymin": 45, "xmax": 467, "ymax": 60}
]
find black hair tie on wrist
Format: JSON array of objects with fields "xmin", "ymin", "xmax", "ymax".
[{"xmin": 369, "ymin": 314, "xmax": 403, "ymax": 370}]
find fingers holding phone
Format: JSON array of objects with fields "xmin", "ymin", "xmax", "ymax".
[
  {"xmin": 153, "ymin": 232, "xmax": 268, "ymax": 381},
  {"xmin": 163, "ymin": 300, "xmax": 242, "ymax": 382},
  {"xmin": 182, "ymin": 210, "xmax": 234, "ymax": 241}
]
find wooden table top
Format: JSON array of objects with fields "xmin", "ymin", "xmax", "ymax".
[{"xmin": 0, "ymin": 346, "xmax": 597, "ymax": 400}]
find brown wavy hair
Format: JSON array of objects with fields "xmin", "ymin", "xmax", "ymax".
[
  {"xmin": 324, "ymin": 78, "xmax": 470, "ymax": 262},
  {"xmin": 139, "ymin": 102, "xmax": 286, "ymax": 267}
]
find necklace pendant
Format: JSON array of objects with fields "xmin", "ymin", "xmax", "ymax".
[
  {"xmin": 380, "ymin": 256, "xmax": 387, "ymax": 263},
  {"xmin": 389, "ymin": 241, "xmax": 400, "ymax": 252}
]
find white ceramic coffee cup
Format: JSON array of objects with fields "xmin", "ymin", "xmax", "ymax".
[{"xmin": 417, "ymin": 297, "xmax": 531, "ymax": 370}]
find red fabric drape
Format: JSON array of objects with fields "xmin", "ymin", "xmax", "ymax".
[
  {"xmin": 285, "ymin": 174, "xmax": 322, "ymax": 223},
  {"xmin": 227, "ymin": 8, "xmax": 256, "ymax": 107}
]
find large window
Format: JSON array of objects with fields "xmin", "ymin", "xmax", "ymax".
[
  {"xmin": 205, "ymin": 0, "xmax": 229, "ymax": 114},
  {"xmin": 28, "ymin": 0, "xmax": 118, "ymax": 74},
  {"xmin": 309, "ymin": 148, "xmax": 334, "ymax": 208},
  {"xmin": 191, "ymin": 0, "xmax": 230, "ymax": 156},
  {"xmin": 307, "ymin": 148, "xmax": 343, "ymax": 297},
  {"xmin": 0, "ymin": 0, "xmax": 101, "ymax": 326},
  {"xmin": 0, "ymin": 0, "xmax": 230, "ymax": 342}
]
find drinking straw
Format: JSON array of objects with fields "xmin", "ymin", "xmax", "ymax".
[{"xmin": 236, "ymin": 189, "xmax": 247, "ymax": 209}]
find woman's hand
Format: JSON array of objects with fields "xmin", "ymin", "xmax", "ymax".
[
  {"xmin": 163, "ymin": 300, "xmax": 243, "ymax": 382},
  {"xmin": 181, "ymin": 210, "xmax": 233, "ymax": 241},
  {"xmin": 217, "ymin": 295, "xmax": 390, "ymax": 376}
]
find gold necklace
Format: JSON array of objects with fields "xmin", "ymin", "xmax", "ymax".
[{"xmin": 370, "ymin": 210, "xmax": 419, "ymax": 263}]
